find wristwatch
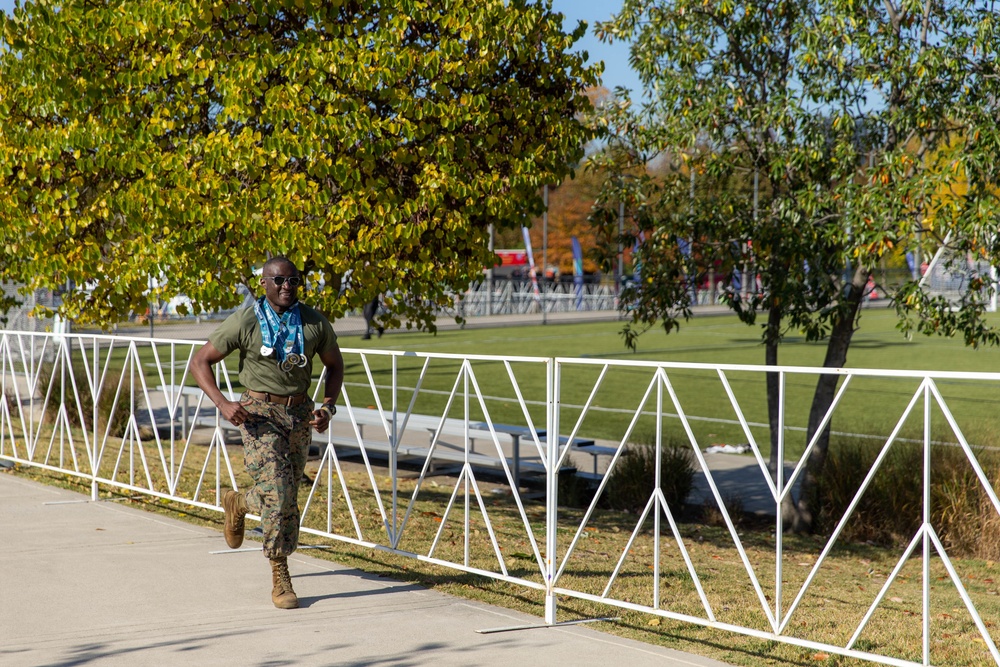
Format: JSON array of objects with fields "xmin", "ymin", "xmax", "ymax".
[{"xmin": 319, "ymin": 403, "xmax": 337, "ymax": 417}]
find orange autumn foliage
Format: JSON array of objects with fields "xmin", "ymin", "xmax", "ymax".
[{"xmin": 523, "ymin": 169, "xmax": 605, "ymax": 276}]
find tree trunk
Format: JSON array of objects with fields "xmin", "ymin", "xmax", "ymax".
[
  {"xmin": 764, "ymin": 303, "xmax": 781, "ymax": 477},
  {"xmin": 787, "ymin": 265, "xmax": 870, "ymax": 532}
]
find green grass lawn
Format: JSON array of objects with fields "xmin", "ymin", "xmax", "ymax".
[
  {"xmin": 355, "ymin": 307, "xmax": 998, "ymax": 371},
  {"xmin": 338, "ymin": 308, "xmax": 1000, "ymax": 460},
  {"xmin": 48, "ymin": 307, "xmax": 1000, "ymax": 463}
]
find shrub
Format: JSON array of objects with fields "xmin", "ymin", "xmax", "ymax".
[
  {"xmin": 818, "ymin": 435, "xmax": 1000, "ymax": 558},
  {"xmin": 932, "ymin": 449, "xmax": 1000, "ymax": 560},
  {"xmin": 817, "ymin": 438, "xmax": 921, "ymax": 545},
  {"xmin": 603, "ymin": 434, "xmax": 695, "ymax": 515},
  {"xmin": 558, "ymin": 471, "xmax": 594, "ymax": 509},
  {"xmin": 702, "ymin": 492, "xmax": 745, "ymax": 528},
  {"xmin": 38, "ymin": 362, "xmax": 130, "ymax": 438}
]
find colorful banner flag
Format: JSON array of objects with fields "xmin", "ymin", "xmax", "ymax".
[
  {"xmin": 522, "ymin": 227, "xmax": 542, "ymax": 305},
  {"xmin": 571, "ymin": 235, "xmax": 584, "ymax": 310}
]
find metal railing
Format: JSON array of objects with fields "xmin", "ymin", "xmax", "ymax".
[
  {"xmin": 452, "ymin": 280, "xmax": 619, "ymax": 316},
  {"xmin": 1, "ymin": 328, "xmax": 998, "ymax": 667}
]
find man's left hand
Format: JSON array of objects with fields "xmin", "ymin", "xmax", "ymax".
[{"xmin": 310, "ymin": 406, "xmax": 333, "ymax": 433}]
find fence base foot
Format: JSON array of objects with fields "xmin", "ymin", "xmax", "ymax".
[{"xmin": 476, "ymin": 617, "xmax": 619, "ymax": 635}]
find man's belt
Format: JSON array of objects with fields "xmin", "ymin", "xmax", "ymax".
[{"xmin": 245, "ymin": 390, "xmax": 310, "ymax": 406}]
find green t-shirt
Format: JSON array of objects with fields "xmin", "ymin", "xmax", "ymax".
[{"xmin": 208, "ymin": 302, "xmax": 338, "ymax": 396}]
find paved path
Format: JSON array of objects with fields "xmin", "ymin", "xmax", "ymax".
[
  {"xmin": 687, "ymin": 452, "xmax": 800, "ymax": 517},
  {"xmin": 0, "ymin": 472, "xmax": 734, "ymax": 667}
]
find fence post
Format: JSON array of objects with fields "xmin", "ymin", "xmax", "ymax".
[{"xmin": 544, "ymin": 357, "xmax": 558, "ymax": 624}]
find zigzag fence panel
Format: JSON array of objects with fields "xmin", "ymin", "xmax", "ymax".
[
  {"xmin": 2, "ymin": 329, "xmax": 1000, "ymax": 666},
  {"xmin": 0, "ymin": 330, "xmax": 555, "ymax": 594},
  {"xmin": 551, "ymin": 357, "xmax": 1000, "ymax": 667}
]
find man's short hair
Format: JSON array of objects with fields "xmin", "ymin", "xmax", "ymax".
[{"xmin": 262, "ymin": 256, "xmax": 298, "ymax": 275}]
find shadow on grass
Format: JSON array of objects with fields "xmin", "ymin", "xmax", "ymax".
[{"xmin": 610, "ymin": 617, "xmax": 817, "ymax": 667}]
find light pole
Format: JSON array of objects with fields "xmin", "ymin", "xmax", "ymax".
[
  {"xmin": 542, "ymin": 185, "xmax": 548, "ymax": 325},
  {"xmin": 148, "ymin": 274, "xmax": 154, "ymax": 338},
  {"xmin": 487, "ymin": 223, "xmax": 494, "ymax": 317},
  {"xmin": 617, "ymin": 198, "xmax": 624, "ymax": 312}
]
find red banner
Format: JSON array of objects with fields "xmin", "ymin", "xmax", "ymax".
[{"xmin": 495, "ymin": 249, "xmax": 528, "ymax": 267}]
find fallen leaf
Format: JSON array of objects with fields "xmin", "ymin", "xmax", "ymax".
[
  {"xmin": 812, "ymin": 652, "xmax": 830, "ymax": 661},
  {"xmin": 648, "ymin": 618, "xmax": 661, "ymax": 626},
  {"xmin": 890, "ymin": 596, "xmax": 903, "ymax": 603}
]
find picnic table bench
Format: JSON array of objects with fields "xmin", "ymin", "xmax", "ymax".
[
  {"xmin": 158, "ymin": 385, "xmax": 609, "ymax": 487},
  {"xmin": 340, "ymin": 406, "xmax": 614, "ymax": 486}
]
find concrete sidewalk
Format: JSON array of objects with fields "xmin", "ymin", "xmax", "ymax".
[{"xmin": 0, "ymin": 472, "xmax": 733, "ymax": 667}]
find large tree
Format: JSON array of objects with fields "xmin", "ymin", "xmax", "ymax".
[
  {"xmin": 0, "ymin": 0, "xmax": 597, "ymax": 328},
  {"xmin": 590, "ymin": 0, "xmax": 1000, "ymax": 530}
]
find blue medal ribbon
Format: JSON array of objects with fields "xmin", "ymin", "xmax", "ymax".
[{"xmin": 253, "ymin": 297, "xmax": 304, "ymax": 368}]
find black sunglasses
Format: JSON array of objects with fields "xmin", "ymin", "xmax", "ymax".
[{"xmin": 263, "ymin": 275, "xmax": 302, "ymax": 287}]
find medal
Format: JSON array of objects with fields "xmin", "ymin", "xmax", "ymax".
[
  {"xmin": 260, "ymin": 345, "xmax": 274, "ymax": 357},
  {"xmin": 279, "ymin": 358, "xmax": 294, "ymax": 373},
  {"xmin": 296, "ymin": 354, "xmax": 308, "ymax": 368},
  {"xmin": 286, "ymin": 352, "xmax": 301, "ymax": 367}
]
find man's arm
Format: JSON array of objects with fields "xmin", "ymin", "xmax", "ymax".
[
  {"xmin": 190, "ymin": 342, "xmax": 249, "ymax": 426},
  {"xmin": 309, "ymin": 342, "xmax": 345, "ymax": 434}
]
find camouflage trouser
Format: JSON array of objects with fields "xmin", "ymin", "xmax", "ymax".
[{"xmin": 238, "ymin": 392, "xmax": 314, "ymax": 559}]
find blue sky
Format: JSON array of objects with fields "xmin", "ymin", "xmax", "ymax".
[
  {"xmin": 0, "ymin": 0, "xmax": 638, "ymax": 93},
  {"xmin": 551, "ymin": 0, "xmax": 639, "ymax": 93}
]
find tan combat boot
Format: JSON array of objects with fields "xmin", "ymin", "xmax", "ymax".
[
  {"xmin": 270, "ymin": 557, "xmax": 299, "ymax": 609},
  {"xmin": 222, "ymin": 490, "xmax": 248, "ymax": 549}
]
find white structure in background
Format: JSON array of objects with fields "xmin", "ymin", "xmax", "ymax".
[
  {"xmin": 0, "ymin": 282, "xmax": 57, "ymax": 333},
  {"xmin": 453, "ymin": 280, "xmax": 617, "ymax": 317},
  {"xmin": 919, "ymin": 232, "xmax": 999, "ymax": 312}
]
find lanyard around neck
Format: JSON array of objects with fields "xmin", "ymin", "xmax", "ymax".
[{"xmin": 253, "ymin": 297, "xmax": 304, "ymax": 363}]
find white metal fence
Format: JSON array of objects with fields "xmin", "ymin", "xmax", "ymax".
[
  {"xmin": 1, "ymin": 329, "xmax": 998, "ymax": 667},
  {"xmin": 451, "ymin": 280, "xmax": 619, "ymax": 316}
]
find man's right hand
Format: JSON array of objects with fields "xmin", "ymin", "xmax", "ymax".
[{"xmin": 218, "ymin": 400, "xmax": 250, "ymax": 427}]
